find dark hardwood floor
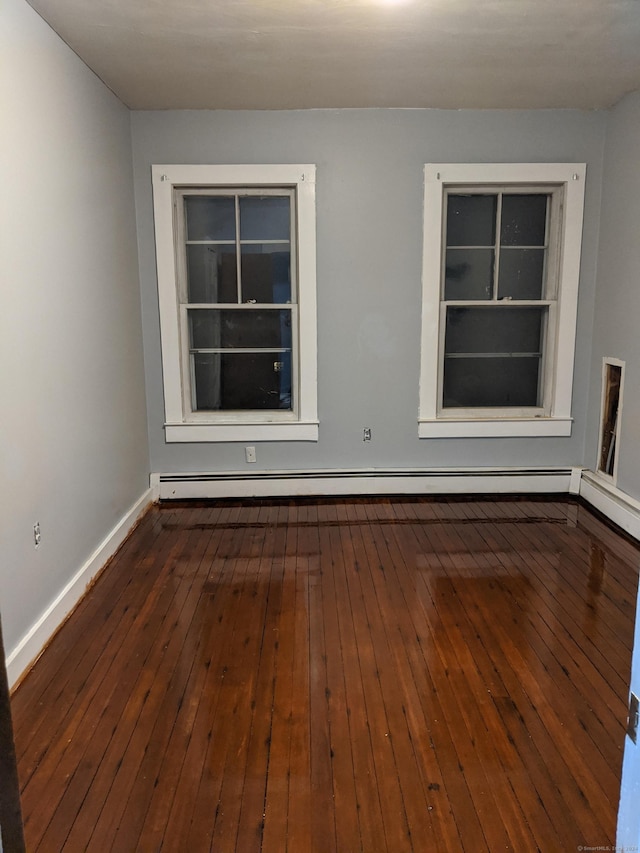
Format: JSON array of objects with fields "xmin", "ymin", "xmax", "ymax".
[{"xmin": 11, "ymin": 496, "xmax": 640, "ymax": 852}]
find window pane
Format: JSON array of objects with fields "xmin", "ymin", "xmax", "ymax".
[
  {"xmin": 192, "ymin": 351, "xmax": 292, "ymax": 411},
  {"xmin": 185, "ymin": 196, "xmax": 236, "ymax": 241},
  {"xmin": 446, "ymin": 195, "xmax": 497, "ymax": 247},
  {"xmin": 192, "ymin": 352, "xmax": 222, "ymax": 410},
  {"xmin": 240, "ymin": 196, "xmax": 290, "ymax": 241},
  {"xmin": 186, "ymin": 246, "xmax": 237, "ymax": 303},
  {"xmin": 189, "ymin": 308, "xmax": 292, "ymax": 350},
  {"xmin": 444, "ymin": 306, "xmax": 544, "ymax": 354},
  {"xmin": 443, "ymin": 356, "xmax": 541, "ymax": 407},
  {"xmin": 444, "ymin": 248, "xmax": 494, "ymax": 300},
  {"xmin": 500, "ymin": 194, "xmax": 548, "ymax": 246},
  {"xmin": 498, "ymin": 248, "xmax": 545, "ymax": 300},
  {"xmin": 241, "ymin": 246, "xmax": 291, "ymax": 303}
]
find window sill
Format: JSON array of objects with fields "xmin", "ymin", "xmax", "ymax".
[
  {"xmin": 418, "ymin": 417, "xmax": 573, "ymax": 438},
  {"xmin": 164, "ymin": 421, "xmax": 319, "ymax": 443}
]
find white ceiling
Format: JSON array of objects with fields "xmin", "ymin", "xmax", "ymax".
[{"xmin": 27, "ymin": 0, "xmax": 640, "ymax": 111}]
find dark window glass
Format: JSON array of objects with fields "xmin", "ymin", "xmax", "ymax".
[
  {"xmin": 446, "ymin": 195, "xmax": 497, "ymax": 247},
  {"xmin": 444, "ymin": 306, "xmax": 543, "ymax": 354},
  {"xmin": 240, "ymin": 247, "xmax": 291, "ymax": 303},
  {"xmin": 500, "ymin": 194, "xmax": 548, "ymax": 246},
  {"xmin": 498, "ymin": 248, "xmax": 545, "ymax": 300},
  {"xmin": 185, "ymin": 196, "xmax": 236, "ymax": 241},
  {"xmin": 443, "ymin": 356, "xmax": 541, "ymax": 408},
  {"xmin": 186, "ymin": 246, "xmax": 237, "ymax": 303},
  {"xmin": 192, "ymin": 351, "xmax": 292, "ymax": 411},
  {"xmin": 240, "ymin": 196, "xmax": 290, "ymax": 241},
  {"xmin": 189, "ymin": 309, "xmax": 292, "ymax": 351},
  {"xmin": 445, "ymin": 249, "xmax": 494, "ymax": 300}
]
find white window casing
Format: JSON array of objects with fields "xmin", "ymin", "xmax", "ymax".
[
  {"xmin": 152, "ymin": 164, "xmax": 318, "ymax": 443},
  {"xmin": 419, "ymin": 163, "xmax": 586, "ymax": 438}
]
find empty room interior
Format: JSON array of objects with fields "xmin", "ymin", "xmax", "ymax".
[{"xmin": 2, "ymin": 0, "xmax": 640, "ymax": 849}]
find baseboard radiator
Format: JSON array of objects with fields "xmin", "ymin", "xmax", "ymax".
[{"xmin": 153, "ymin": 467, "xmax": 581, "ymax": 501}]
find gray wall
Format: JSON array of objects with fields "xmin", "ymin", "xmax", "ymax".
[
  {"xmin": 585, "ymin": 92, "xmax": 640, "ymax": 849},
  {"xmin": 0, "ymin": 0, "xmax": 150, "ymax": 656},
  {"xmin": 590, "ymin": 91, "xmax": 640, "ymax": 849},
  {"xmin": 586, "ymin": 92, "xmax": 640, "ymax": 503},
  {"xmin": 132, "ymin": 108, "xmax": 606, "ymax": 476}
]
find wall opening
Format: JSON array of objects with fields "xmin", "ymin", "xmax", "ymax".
[{"xmin": 598, "ymin": 358, "xmax": 624, "ymax": 481}]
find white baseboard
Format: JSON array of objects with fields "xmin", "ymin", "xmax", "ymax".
[
  {"xmin": 580, "ymin": 471, "xmax": 640, "ymax": 542},
  {"xmin": 6, "ymin": 488, "xmax": 154, "ymax": 689},
  {"xmin": 150, "ymin": 471, "xmax": 161, "ymax": 502},
  {"xmin": 155, "ymin": 467, "xmax": 581, "ymax": 500}
]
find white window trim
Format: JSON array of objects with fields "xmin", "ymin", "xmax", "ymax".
[
  {"xmin": 152, "ymin": 164, "xmax": 318, "ymax": 443},
  {"xmin": 418, "ymin": 162, "xmax": 586, "ymax": 439}
]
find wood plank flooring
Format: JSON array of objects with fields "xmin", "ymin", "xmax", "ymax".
[{"xmin": 11, "ymin": 496, "xmax": 640, "ymax": 852}]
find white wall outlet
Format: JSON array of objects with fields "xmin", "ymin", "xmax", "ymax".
[
  {"xmin": 363, "ymin": 428, "xmax": 372, "ymax": 441},
  {"xmin": 33, "ymin": 522, "xmax": 41, "ymax": 548},
  {"xmin": 245, "ymin": 446, "xmax": 257, "ymax": 463}
]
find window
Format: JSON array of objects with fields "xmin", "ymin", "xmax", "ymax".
[
  {"xmin": 419, "ymin": 163, "xmax": 586, "ymax": 438},
  {"xmin": 152, "ymin": 165, "xmax": 318, "ymax": 442}
]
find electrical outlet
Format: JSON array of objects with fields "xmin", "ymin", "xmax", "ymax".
[
  {"xmin": 363, "ymin": 428, "xmax": 372, "ymax": 441},
  {"xmin": 33, "ymin": 522, "xmax": 41, "ymax": 548},
  {"xmin": 245, "ymin": 446, "xmax": 257, "ymax": 463}
]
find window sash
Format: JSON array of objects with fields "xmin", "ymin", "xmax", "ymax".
[
  {"xmin": 175, "ymin": 187, "xmax": 300, "ymax": 419},
  {"xmin": 441, "ymin": 185, "xmax": 562, "ymax": 302},
  {"xmin": 178, "ymin": 303, "xmax": 300, "ymax": 420},
  {"xmin": 442, "ymin": 187, "xmax": 562, "ymax": 306},
  {"xmin": 437, "ymin": 301, "xmax": 555, "ymax": 417},
  {"xmin": 437, "ymin": 184, "xmax": 562, "ymax": 417},
  {"xmin": 175, "ymin": 187, "xmax": 297, "ymax": 307}
]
